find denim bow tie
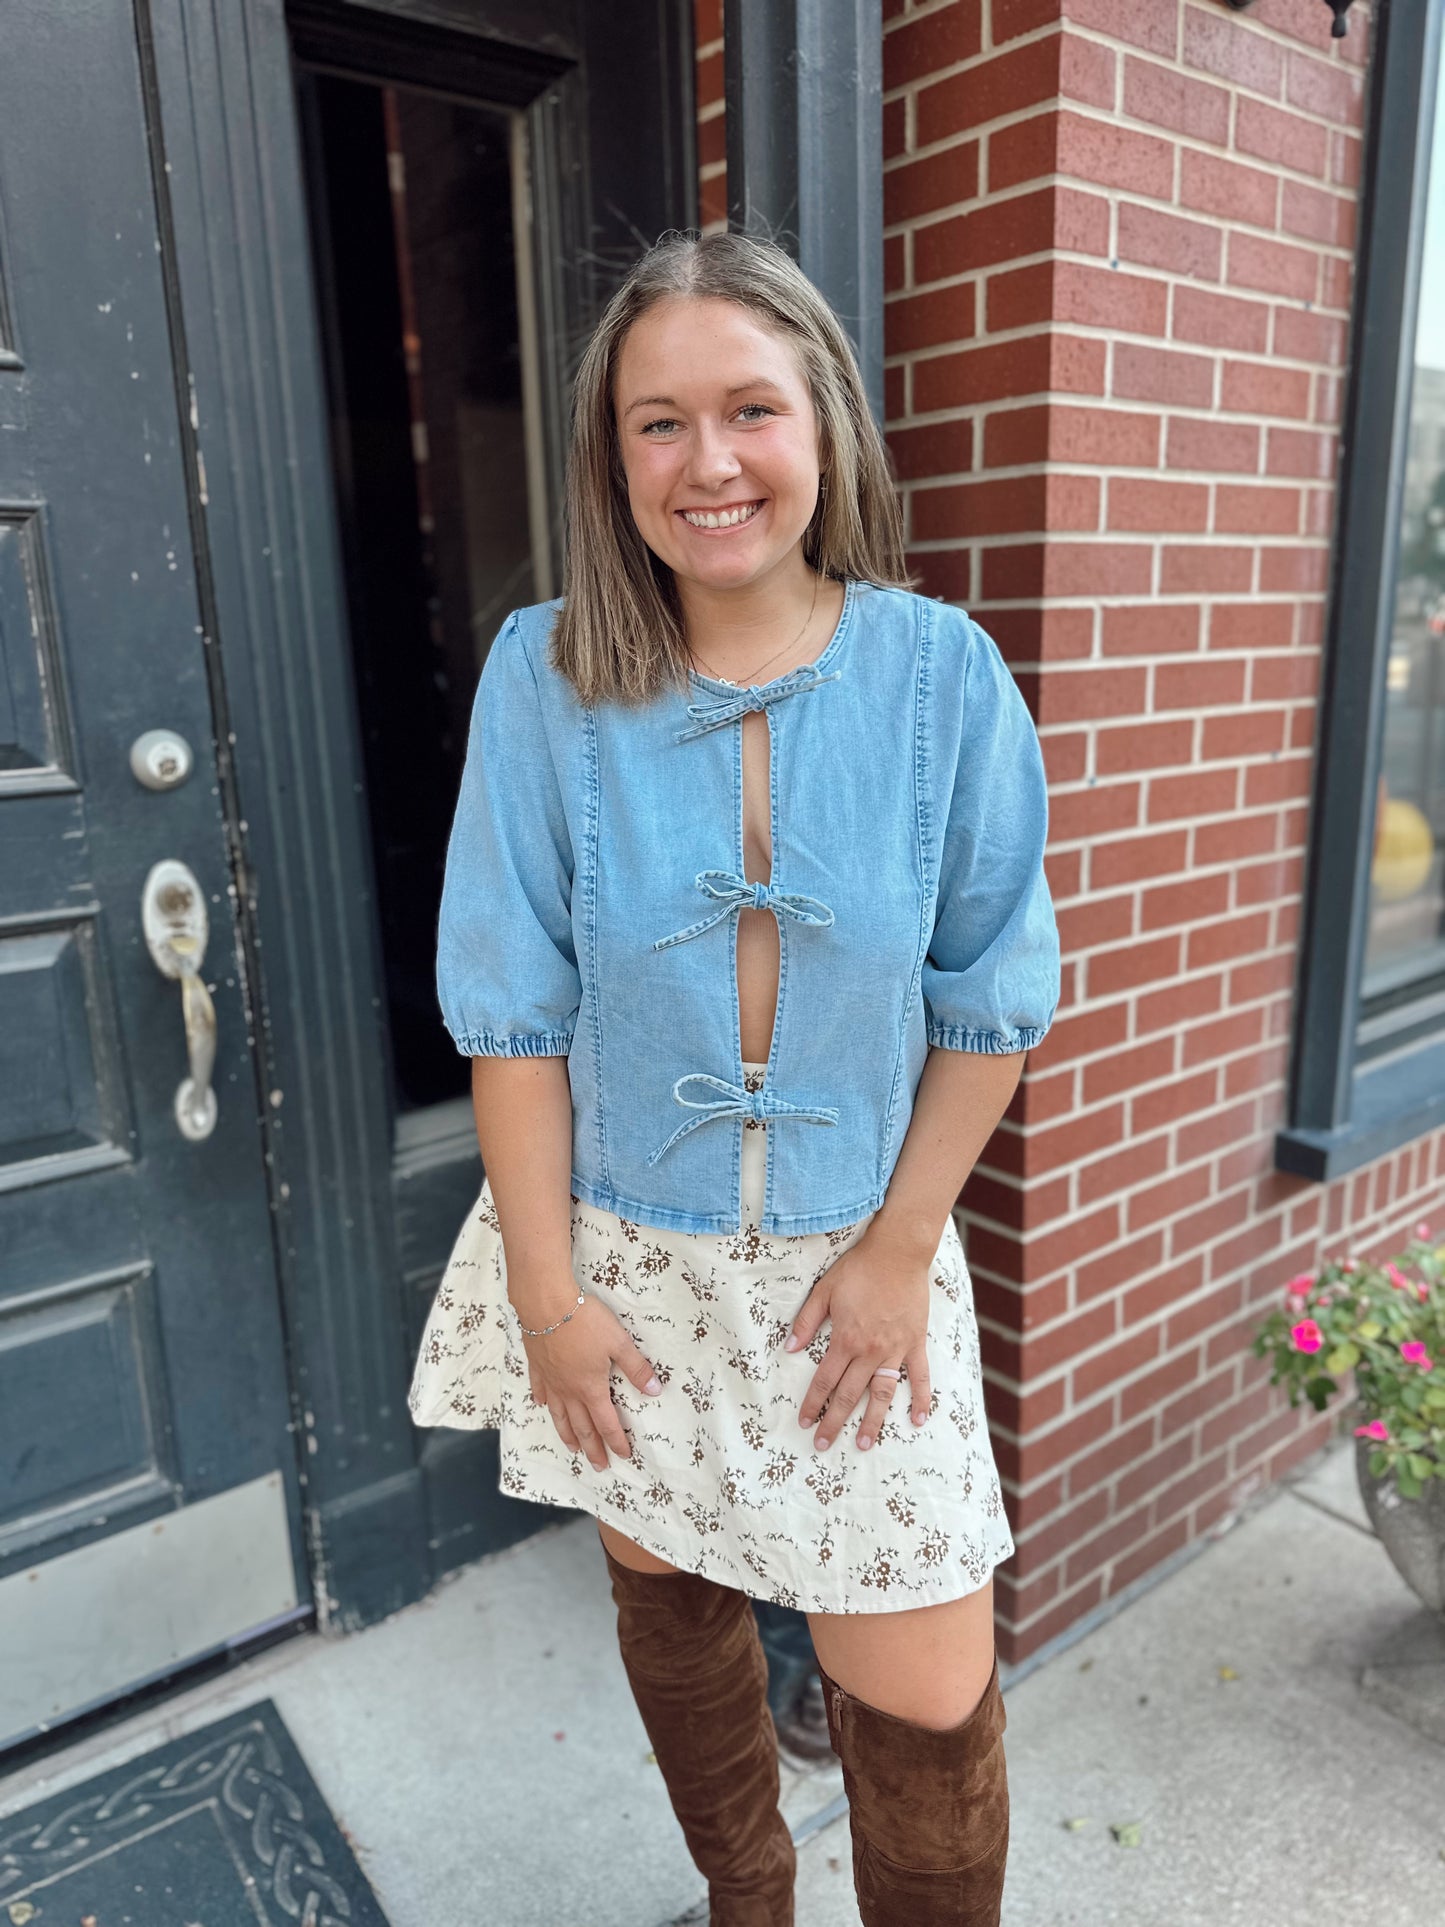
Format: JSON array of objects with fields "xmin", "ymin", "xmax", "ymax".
[
  {"xmin": 645, "ymin": 1073, "xmax": 840, "ymax": 1167},
  {"xmin": 653, "ymin": 870, "xmax": 836, "ymax": 951},
  {"xmin": 674, "ymin": 662, "xmax": 843, "ymax": 742}
]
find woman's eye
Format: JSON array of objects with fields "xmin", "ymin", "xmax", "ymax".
[{"xmin": 639, "ymin": 404, "xmax": 774, "ymax": 435}]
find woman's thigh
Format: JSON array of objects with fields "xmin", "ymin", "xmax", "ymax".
[
  {"xmin": 596, "ymin": 1516, "xmax": 682, "ymax": 1575},
  {"xmin": 806, "ymin": 1578, "xmax": 996, "ymax": 1731}
]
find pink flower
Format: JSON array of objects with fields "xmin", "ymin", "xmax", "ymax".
[
  {"xmin": 1386, "ymin": 1263, "xmax": 1411, "ymax": 1291},
  {"xmin": 1355, "ymin": 1419, "xmax": 1390, "ymax": 1442},
  {"xmin": 1282, "ymin": 1272, "xmax": 1314, "ymax": 1314},
  {"xmin": 1290, "ymin": 1320, "xmax": 1324, "ymax": 1354},
  {"xmin": 1417, "ymin": 1223, "xmax": 1432, "ymax": 1240},
  {"xmin": 1420, "ymin": 1283, "xmax": 1431, "ymax": 1304},
  {"xmin": 1400, "ymin": 1341, "xmax": 1434, "ymax": 1370},
  {"xmin": 1340, "ymin": 1258, "xmax": 1358, "ymax": 1273}
]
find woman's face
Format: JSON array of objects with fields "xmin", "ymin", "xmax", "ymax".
[{"xmin": 612, "ymin": 295, "xmax": 824, "ymax": 594}]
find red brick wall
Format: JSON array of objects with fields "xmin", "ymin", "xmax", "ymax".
[
  {"xmin": 694, "ymin": 0, "xmax": 727, "ymax": 232},
  {"xmin": 692, "ymin": 0, "xmax": 1443, "ymax": 1665}
]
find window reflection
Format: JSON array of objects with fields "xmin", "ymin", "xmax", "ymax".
[{"xmin": 1365, "ymin": 64, "xmax": 1445, "ymax": 999}]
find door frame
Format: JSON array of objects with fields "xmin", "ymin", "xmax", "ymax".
[{"xmin": 141, "ymin": 0, "xmax": 696, "ymax": 1629}]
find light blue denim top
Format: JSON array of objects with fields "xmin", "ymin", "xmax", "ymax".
[{"xmin": 437, "ymin": 579, "xmax": 1060, "ymax": 1236}]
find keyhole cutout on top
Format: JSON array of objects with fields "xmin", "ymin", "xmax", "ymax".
[{"xmin": 736, "ymin": 707, "xmax": 780, "ymax": 1066}]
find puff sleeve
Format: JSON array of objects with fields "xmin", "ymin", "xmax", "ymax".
[
  {"xmin": 435, "ymin": 611, "xmax": 581, "ymax": 1057},
  {"xmin": 922, "ymin": 614, "xmax": 1060, "ymax": 1055}
]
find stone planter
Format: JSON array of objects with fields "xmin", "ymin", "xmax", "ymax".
[{"xmin": 1355, "ymin": 1436, "xmax": 1445, "ymax": 1616}]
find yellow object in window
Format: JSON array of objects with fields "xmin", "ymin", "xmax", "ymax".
[{"xmin": 1371, "ymin": 797, "xmax": 1435, "ymax": 900}]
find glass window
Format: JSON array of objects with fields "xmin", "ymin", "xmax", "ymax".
[{"xmin": 1363, "ymin": 65, "xmax": 1445, "ymax": 1009}]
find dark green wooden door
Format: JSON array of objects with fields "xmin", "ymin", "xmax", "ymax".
[{"xmin": 0, "ymin": 0, "xmax": 303, "ymax": 1751}]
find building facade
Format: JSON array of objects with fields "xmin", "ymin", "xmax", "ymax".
[{"xmin": 1, "ymin": 0, "xmax": 1439, "ymax": 1749}]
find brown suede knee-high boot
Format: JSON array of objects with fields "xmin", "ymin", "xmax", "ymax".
[
  {"xmin": 816, "ymin": 1651, "xmax": 1009, "ymax": 1926},
  {"xmin": 601, "ymin": 1543, "xmax": 796, "ymax": 1926}
]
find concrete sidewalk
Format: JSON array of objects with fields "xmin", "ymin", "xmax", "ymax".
[{"xmin": 2, "ymin": 1435, "xmax": 1441, "ymax": 1925}]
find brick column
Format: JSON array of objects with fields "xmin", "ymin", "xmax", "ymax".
[{"xmin": 883, "ymin": 0, "xmax": 1381, "ymax": 1662}]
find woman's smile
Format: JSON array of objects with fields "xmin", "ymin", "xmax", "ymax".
[{"xmin": 676, "ymin": 499, "xmax": 767, "ymax": 534}]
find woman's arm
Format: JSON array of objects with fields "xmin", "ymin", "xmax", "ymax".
[
  {"xmin": 785, "ymin": 609, "xmax": 1058, "ymax": 1450},
  {"xmin": 866, "ymin": 1043, "xmax": 1026, "ymax": 1265},
  {"xmin": 473, "ymin": 1053, "xmax": 665, "ymax": 1466},
  {"xmin": 470, "ymin": 1055, "xmax": 578, "ymax": 1325},
  {"xmin": 785, "ymin": 1046, "xmax": 1026, "ymax": 1451}
]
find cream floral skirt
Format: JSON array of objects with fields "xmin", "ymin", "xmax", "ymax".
[{"xmin": 407, "ymin": 1062, "xmax": 1015, "ymax": 1613}]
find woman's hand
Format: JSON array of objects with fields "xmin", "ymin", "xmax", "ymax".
[
  {"xmin": 518, "ymin": 1286, "xmax": 663, "ymax": 1470},
  {"xmin": 785, "ymin": 1226, "xmax": 935, "ymax": 1451}
]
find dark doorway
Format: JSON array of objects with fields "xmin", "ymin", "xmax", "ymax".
[{"xmin": 295, "ymin": 63, "xmax": 545, "ymax": 1111}]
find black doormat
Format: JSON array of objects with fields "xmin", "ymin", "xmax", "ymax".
[{"xmin": 0, "ymin": 1698, "xmax": 392, "ymax": 1926}]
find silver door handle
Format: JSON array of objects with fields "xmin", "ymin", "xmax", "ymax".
[{"xmin": 142, "ymin": 859, "xmax": 219, "ymax": 1142}]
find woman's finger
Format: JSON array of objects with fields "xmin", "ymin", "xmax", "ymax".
[
  {"xmin": 855, "ymin": 1361, "xmax": 906, "ymax": 1452},
  {"xmin": 798, "ymin": 1350, "xmax": 847, "ymax": 1430},
  {"xmin": 590, "ymin": 1397, "xmax": 633, "ymax": 1464},
  {"xmin": 568, "ymin": 1401, "xmax": 608, "ymax": 1471},
  {"xmin": 784, "ymin": 1277, "xmax": 832, "ymax": 1355},
  {"xmin": 549, "ymin": 1398, "xmax": 580, "ymax": 1454},
  {"xmin": 905, "ymin": 1339, "xmax": 933, "ymax": 1427},
  {"xmin": 811, "ymin": 1354, "xmax": 879, "ymax": 1450}
]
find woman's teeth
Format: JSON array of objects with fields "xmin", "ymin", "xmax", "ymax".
[{"xmin": 680, "ymin": 502, "xmax": 762, "ymax": 529}]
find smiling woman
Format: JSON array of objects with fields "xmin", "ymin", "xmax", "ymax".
[
  {"xmin": 613, "ymin": 297, "xmax": 834, "ymax": 664},
  {"xmin": 408, "ymin": 230, "xmax": 1059, "ymax": 1922},
  {"xmin": 551, "ymin": 231, "xmax": 909, "ymax": 708}
]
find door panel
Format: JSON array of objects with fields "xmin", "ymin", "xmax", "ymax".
[{"xmin": 0, "ymin": 0, "xmax": 302, "ymax": 1749}]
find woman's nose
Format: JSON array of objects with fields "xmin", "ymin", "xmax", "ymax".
[{"xmin": 685, "ymin": 422, "xmax": 742, "ymax": 489}]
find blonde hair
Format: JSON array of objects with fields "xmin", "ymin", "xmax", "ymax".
[{"xmin": 549, "ymin": 230, "xmax": 911, "ymax": 707}]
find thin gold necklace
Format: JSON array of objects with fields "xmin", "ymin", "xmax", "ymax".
[{"xmin": 688, "ymin": 573, "xmax": 820, "ymax": 688}]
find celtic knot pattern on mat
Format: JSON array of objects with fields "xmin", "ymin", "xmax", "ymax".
[{"xmin": 0, "ymin": 1718, "xmax": 359, "ymax": 1926}]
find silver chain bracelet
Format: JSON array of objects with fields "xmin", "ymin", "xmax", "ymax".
[{"xmin": 515, "ymin": 1286, "xmax": 587, "ymax": 1337}]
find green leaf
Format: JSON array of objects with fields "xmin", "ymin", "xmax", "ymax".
[
  {"xmin": 1408, "ymin": 1454, "xmax": 1434, "ymax": 1481},
  {"xmin": 1397, "ymin": 1473, "xmax": 1423, "ymax": 1499},
  {"xmin": 1368, "ymin": 1450, "xmax": 1390, "ymax": 1478},
  {"xmin": 1062, "ymin": 1817, "xmax": 1089, "ymax": 1832},
  {"xmin": 1326, "ymin": 1344, "xmax": 1360, "ymax": 1373},
  {"xmin": 1358, "ymin": 1320, "xmax": 1383, "ymax": 1341},
  {"xmin": 1304, "ymin": 1375, "xmax": 1335, "ymax": 1412},
  {"xmin": 1110, "ymin": 1821, "xmax": 1143, "ymax": 1849}
]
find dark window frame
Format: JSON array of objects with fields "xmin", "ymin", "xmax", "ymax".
[{"xmin": 1277, "ymin": 0, "xmax": 1445, "ymax": 1181}]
